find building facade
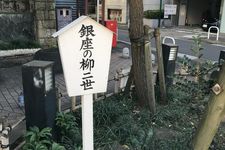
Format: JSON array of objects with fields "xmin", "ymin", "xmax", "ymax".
[
  {"xmin": 104, "ymin": 0, "xmax": 128, "ymax": 24},
  {"xmin": 0, "ymin": 0, "xmax": 57, "ymax": 48},
  {"xmin": 142, "ymin": 0, "xmax": 225, "ymax": 33},
  {"xmin": 55, "ymin": 0, "xmax": 86, "ymax": 30}
]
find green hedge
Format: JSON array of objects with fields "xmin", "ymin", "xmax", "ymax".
[
  {"xmin": 144, "ymin": 10, "xmax": 164, "ymax": 19},
  {"xmin": 0, "ymin": 39, "xmax": 40, "ymax": 50}
]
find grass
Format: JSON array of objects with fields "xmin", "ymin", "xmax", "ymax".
[{"xmin": 54, "ymin": 83, "xmax": 225, "ymax": 149}]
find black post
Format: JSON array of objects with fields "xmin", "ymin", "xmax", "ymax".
[
  {"xmin": 161, "ymin": 43, "xmax": 178, "ymax": 85},
  {"xmin": 22, "ymin": 60, "xmax": 57, "ymax": 137}
]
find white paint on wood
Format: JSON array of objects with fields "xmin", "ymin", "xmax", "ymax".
[
  {"xmin": 53, "ymin": 16, "xmax": 113, "ymax": 96},
  {"xmin": 82, "ymin": 94, "xmax": 93, "ymax": 150}
]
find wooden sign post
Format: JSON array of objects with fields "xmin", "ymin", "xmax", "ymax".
[{"xmin": 53, "ymin": 16, "xmax": 113, "ymax": 150}]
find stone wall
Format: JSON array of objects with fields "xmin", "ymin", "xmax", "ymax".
[
  {"xmin": 0, "ymin": 13, "xmax": 34, "ymax": 41},
  {"xmin": 0, "ymin": 0, "xmax": 31, "ymax": 13},
  {"xmin": 0, "ymin": 0, "xmax": 57, "ymax": 48},
  {"xmin": 0, "ymin": 0, "xmax": 34, "ymax": 42},
  {"xmin": 34, "ymin": 0, "xmax": 57, "ymax": 48}
]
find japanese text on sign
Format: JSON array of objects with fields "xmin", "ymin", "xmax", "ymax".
[
  {"xmin": 79, "ymin": 24, "xmax": 96, "ymax": 90},
  {"xmin": 164, "ymin": 4, "xmax": 177, "ymax": 15}
]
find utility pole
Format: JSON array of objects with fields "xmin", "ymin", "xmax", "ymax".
[
  {"xmin": 85, "ymin": 0, "xmax": 88, "ymax": 15},
  {"xmin": 97, "ymin": 0, "xmax": 99, "ymax": 22},
  {"xmin": 158, "ymin": 0, "xmax": 162, "ymax": 27}
]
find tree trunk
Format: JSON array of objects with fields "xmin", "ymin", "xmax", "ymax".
[
  {"xmin": 129, "ymin": 0, "xmax": 155, "ymax": 113},
  {"xmin": 193, "ymin": 63, "xmax": 225, "ymax": 150}
]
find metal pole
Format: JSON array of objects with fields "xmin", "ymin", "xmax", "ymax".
[
  {"xmin": 101, "ymin": 0, "xmax": 105, "ymax": 24},
  {"xmin": 158, "ymin": 0, "xmax": 162, "ymax": 27},
  {"xmin": 97, "ymin": 0, "xmax": 100, "ymax": 22},
  {"xmin": 85, "ymin": 0, "xmax": 88, "ymax": 15}
]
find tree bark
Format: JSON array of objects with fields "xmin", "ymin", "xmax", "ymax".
[
  {"xmin": 129, "ymin": 0, "xmax": 155, "ymax": 113},
  {"xmin": 193, "ymin": 63, "xmax": 225, "ymax": 150}
]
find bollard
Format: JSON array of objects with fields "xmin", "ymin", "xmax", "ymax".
[
  {"xmin": 122, "ymin": 47, "xmax": 130, "ymax": 58},
  {"xmin": 22, "ymin": 60, "xmax": 57, "ymax": 137},
  {"xmin": 207, "ymin": 26, "xmax": 219, "ymax": 41}
]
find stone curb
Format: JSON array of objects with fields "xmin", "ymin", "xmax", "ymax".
[{"xmin": 0, "ymin": 48, "xmax": 41, "ymax": 57}]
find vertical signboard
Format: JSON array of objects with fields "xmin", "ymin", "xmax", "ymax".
[
  {"xmin": 52, "ymin": 16, "xmax": 113, "ymax": 150},
  {"xmin": 53, "ymin": 16, "xmax": 113, "ymax": 97}
]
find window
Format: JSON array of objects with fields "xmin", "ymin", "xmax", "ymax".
[
  {"xmin": 108, "ymin": 9, "xmax": 122, "ymax": 22},
  {"xmin": 60, "ymin": 10, "xmax": 63, "ymax": 15}
]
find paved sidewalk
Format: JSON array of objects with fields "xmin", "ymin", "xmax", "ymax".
[{"xmin": 0, "ymin": 43, "xmax": 132, "ymax": 126}]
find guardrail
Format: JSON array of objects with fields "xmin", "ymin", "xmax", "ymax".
[{"xmin": 208, "ymin": 26, "xmax": 219, "ymax": 41}]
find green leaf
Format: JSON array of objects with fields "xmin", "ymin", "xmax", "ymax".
[
  {"xmin": 51, "ymin": 142, "xmax": 65, "ymax": 150},
  {"xmin": 35, "ymin": 144, "xmax": 48, "ymax": 150}
]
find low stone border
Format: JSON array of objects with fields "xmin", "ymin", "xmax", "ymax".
[{"xmin": 0, "ymin": 48, "xmax": 41, "ymax": 57}]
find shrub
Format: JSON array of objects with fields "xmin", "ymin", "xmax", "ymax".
[
  {"xmin": 0, "ymin": 39, "xmax": 40, "ymax": 50},
  {"xmin": 23, "ymin": 126, "xmax": 65, "ymax": 150},
  {"xmin": 55, "ymin": 112, "xmax": 82, "ymax": 150},
  {"xmin": 144, "ymin": 10, "xmax": 164, "ymax": 19}
]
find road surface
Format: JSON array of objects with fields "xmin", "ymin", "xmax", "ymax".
[{"xmin": 118, "ymin": 29, "xmax": 225, "ymax": 61}]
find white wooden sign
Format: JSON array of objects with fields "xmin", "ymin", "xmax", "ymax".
[
  {"xmin": 52, "ymin": 16, "xmax": 113, "ymax": 150},
  {"xmin": 52, "ymin": 16, "xmax": 113, "ymax": 97},
  {"xmin": 164, "ymin": 4, "xmax": 177, "ymax": 15}
]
